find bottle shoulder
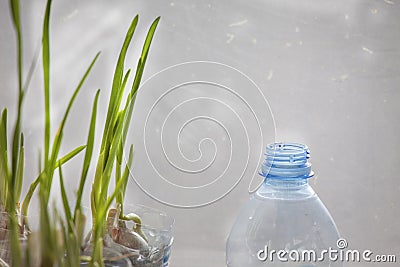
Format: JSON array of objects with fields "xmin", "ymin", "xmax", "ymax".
[{"xmin": 253, "ymin": 182, "xmax": 317, "ymax": 201}]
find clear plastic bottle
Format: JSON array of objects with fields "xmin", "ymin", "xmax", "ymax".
[{"xmin": 226, "ymin": 143, "xmax": 342, "ymax": 267}]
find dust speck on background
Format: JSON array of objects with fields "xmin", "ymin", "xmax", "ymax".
[
  {"xmin": 229, "ymin": 19, "xmax": 248, "ymax": 27},
  {"xmin": 226, "ymin": 33, "xmax": 235, "ymax": 43},
  {"xmin": 362, "ymin": 46, "xmax": 374, "ymax": 54}
]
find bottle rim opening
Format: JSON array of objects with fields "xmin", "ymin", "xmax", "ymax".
[{"xmin": 261, "ymin": 142, "xmax": 314, "ymax": 179}]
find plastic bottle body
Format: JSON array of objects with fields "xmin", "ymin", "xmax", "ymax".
[{"xmin": 226, "ymin": 143, "xmax": 342, "ymax": 267}]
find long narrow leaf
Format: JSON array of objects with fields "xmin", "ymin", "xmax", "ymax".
[
  {"xmin": 74, "ymin": 89, "xmax": 100, "ymax": 220},
  {"xmin": 58, "ymin": 165, "xmax": 73, "ymax": 233},
  {"xmin": 0, "ymin": 110, "xmax": 10, "ymax": 206},
  {"xmin": 122, "ymin": 144, "xmax": 134, "ymax": 200},
  {"xmin": 56, "ymin": 145, "xmax": 86, "ymax": 166},
  {"xmin": 14, "ymin": 133, "xmax": 24, "ymax": 202},
  {"xmin": 115, "ymin": 111, "xmax": 125, "ymax": 166},
  {"xmin": 42, "ymin": 0, "xmax": 52, "ymax": 166},
  {"xmin": 91, "ymin": 151, "xmax": 104, "ymax": 218},
  {"xmin": 11, "ymin": 110, "xmax": 22, "ymax": 198},
  {"xmin": 21, "ymin": 176, "xmax": 39, "ymax": 216},
  {"xmin": 23, "ymin": 41, "xmax": 41, "ymax": 93},
  {"xmin": 131, "ymin": 17, "xmax": 160, "ymax": 96},
  {"xmin": 118, "ymin": 144, "xmax": 133, "ymax": 215},
  {"xmin": 9, "ymin": 0, "xmax": 22, "ymax": 93},
  {"xmin": 0, "ymin": 110, "xmax": 9, "ymax": 173},
  {"xmin": 115, "ymin": 138, "xmax": 123, "ymax": 206},
  {"xmin": 43, "ymin": 132, "xmax": 61, "ymax": 191},
  {"xmin": 108, "ymin": 69, "xmax": 132, "ymax": 151}
]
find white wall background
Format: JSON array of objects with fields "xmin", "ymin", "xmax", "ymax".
[{"xmin": 1, "ymin": 0, "xmax": 399, "ymax": 266}]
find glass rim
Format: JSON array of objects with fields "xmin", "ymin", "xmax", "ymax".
[
  {"xmin": 83, "ymin": 203, "xmax": 175, "ymax": 232},
  {"xmin": 118, "ymin": 204, "xmax": 175, "ymax": 232}
]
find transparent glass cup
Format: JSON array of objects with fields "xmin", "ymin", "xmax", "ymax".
[
  {"xmin": 0, "ymin": 211, "xmax": 29, "ymax": 265},
  {"xmin": 0, "ymin": 227, "xmax": 12, "ymax": 264},
  {"xmin": 81, "ymin": 204, "xmax": 174, "ymax": 267}
]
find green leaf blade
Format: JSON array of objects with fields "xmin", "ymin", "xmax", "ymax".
[
  {"xmin": 58, "ymin": 165, "xmax": 73, "ymax": 233},
  {"xmin": 42, "ymin": 0, "xmax": 52, "ymax": 166},
  {"xmin": 75, "ymin": 89, "xmax": 100, "ymax": 219},
  {"xmin": 14, "ymin": 133, "xmax": 24, "ymax": 202}
]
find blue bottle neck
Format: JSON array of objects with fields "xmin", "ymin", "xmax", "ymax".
[
  {"xmin": 256, "ymin": 143, "xmax": 316, "ymax": 200},
  {"xmin": 260, "ymin": 143, "xmax": 314, "ymax": 180}
]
